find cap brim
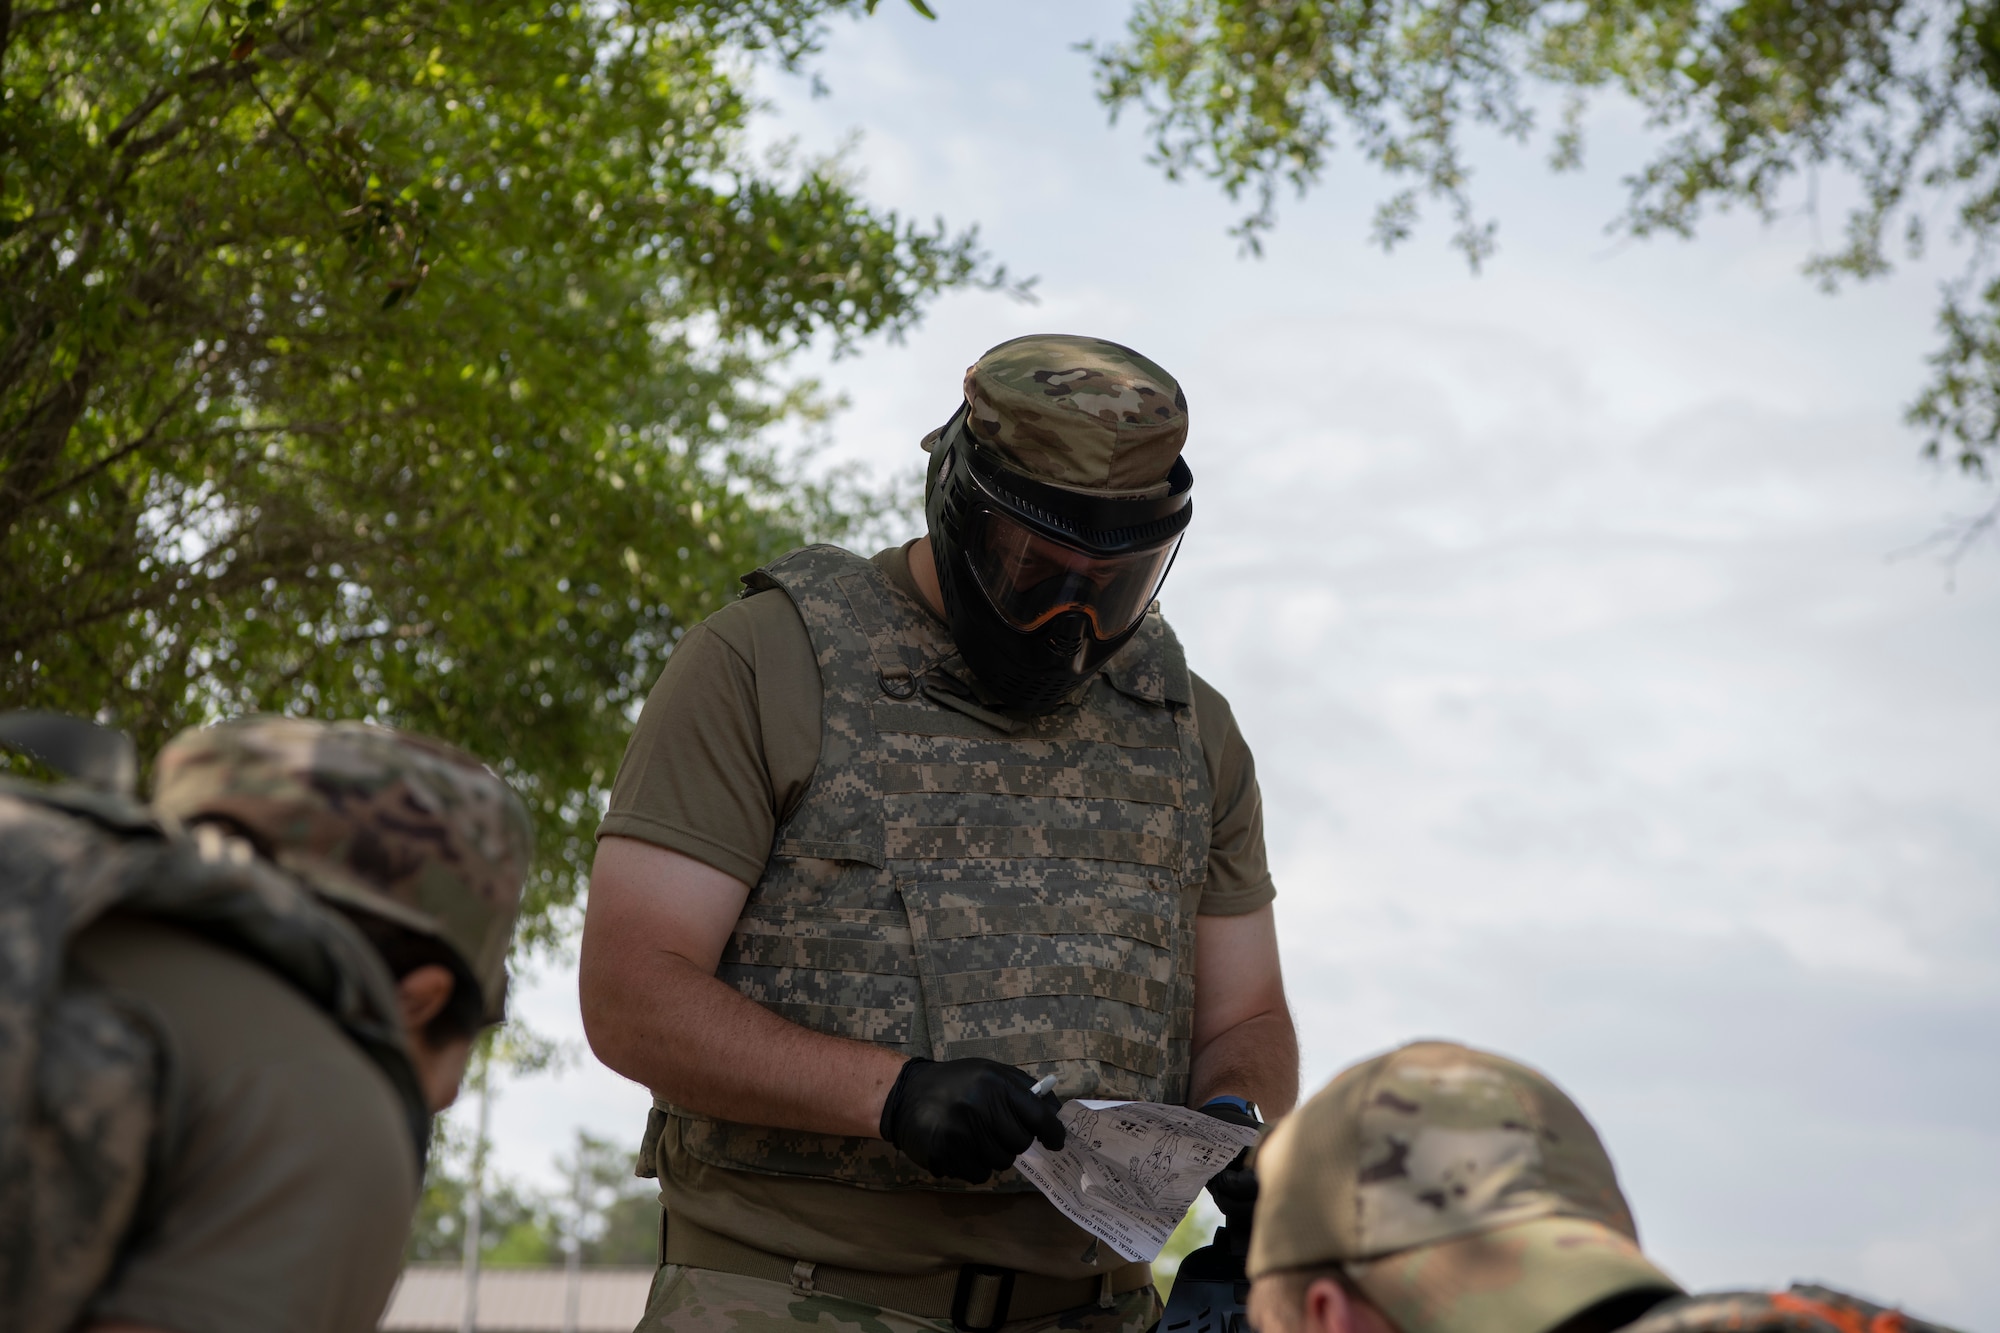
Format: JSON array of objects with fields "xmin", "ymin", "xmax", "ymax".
[
  {"xmin": 280, "ymin": 852, "xmax": 506, "ymax": 1025},
  {"xmin": 280, "ymin": 850, "xmax": 447, "ymax": 940},
  {"xmin": 1346, "ymin": 1216, "xmax": 1682, "ymax": 1333}
]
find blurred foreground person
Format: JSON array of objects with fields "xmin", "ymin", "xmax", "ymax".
[
  {"xmin": 583, "ymin": 334, "xmax": 1296, "ymax": 1333},
  {"xmin": 1248, "ymin": 1041, "xmax": 1964, "ymax": 1333},
  {"xmin": 0, "ymin": 715, "xmax": 532, "ymax": 1333}
]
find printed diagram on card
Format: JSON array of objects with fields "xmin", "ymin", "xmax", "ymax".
[{"xmin": 1014, "ymin": 1101, "xmax": 1259, "ymax": 1264}]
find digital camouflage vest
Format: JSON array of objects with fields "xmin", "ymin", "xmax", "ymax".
[
  {"xmin": 1625, "ymin": 1285, "xmax": 1965, "ymax": 1333},
  {"xmin": 0, "ymin": 779, "xmax": 427, "ymax": 1333},
  {"xmin": 659, "ymin": 545, "xmax": 1213, "ymax": 1191}
]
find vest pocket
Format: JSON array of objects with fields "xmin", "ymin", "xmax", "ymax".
[{"xmin": 895, "ymin": 873, "xmax": 1185, "ymax": 1101}]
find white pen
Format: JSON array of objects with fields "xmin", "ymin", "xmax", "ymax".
[{"xmin": 1029, "ymin": 1074, "xmax": 1057, "ymax": 1097}]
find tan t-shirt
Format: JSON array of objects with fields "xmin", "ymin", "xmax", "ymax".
[
  {"xmin": 68, "ymin": 914, "xmax": 420, "ymax": 1333},
  {"xmin": 598, "ymin": 544, "xmax": 1275, "ymax": 1278}
]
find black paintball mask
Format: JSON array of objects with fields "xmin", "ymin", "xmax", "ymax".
[{"xmin": 924, "ymin": 406, "xmax": 1194, "ymax": 715}]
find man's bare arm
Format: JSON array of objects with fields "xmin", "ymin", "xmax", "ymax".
[
  {"xmin": 579, "ymin": 835, "xmax": 904, "ymax": 1139},
  {"xmin": 1188, "ymin": 903, "xmax": 1299, "ymax": 1118}
]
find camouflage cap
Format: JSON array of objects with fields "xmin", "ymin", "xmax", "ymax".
[
  {"xmin": 1250, "ymin": 1041, "xmax": 1681, "ymax": 1333},
  {"xmin": 958, "ymin": 334, "xmax": 1188, "ymax": 491},
  {"xmin": 151, "ymin": 717, "xmax": 532, "ymax": 1025}
]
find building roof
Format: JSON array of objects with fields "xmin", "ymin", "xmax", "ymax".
[{"xmin": 380, "ymin": 1264, "xmax": 654, "ymax": 1332}]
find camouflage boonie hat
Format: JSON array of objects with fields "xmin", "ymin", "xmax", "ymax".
[
  {"xmin": 1251, "ymin": 1041, "xmax": 1681, "ymax": 1333},
  {"xmin": 152, "ymin": 717, "xmax": 532, "ymax": 1025},
  {"xmin": 956, "ymin": 334, "xmax": 1188, "ymax": 491}
]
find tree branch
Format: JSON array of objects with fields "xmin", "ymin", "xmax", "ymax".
[{"xmin": 0, "ymin": 359, "xmax": 95, "ymax": 526}]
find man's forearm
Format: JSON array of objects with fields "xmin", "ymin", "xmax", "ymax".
[
  {"xmin": 582, "ymin": 949, "xmax": 905, "ymax": 1139},
  {"xmin": 581, "ymin": 839, "xmax": 909, "ymax": 1139},
  {"xmin": 1188, "ymin": 1007, "xmax": 1300, "ymax": 1119}
]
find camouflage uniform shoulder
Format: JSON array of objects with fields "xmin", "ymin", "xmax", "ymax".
[
  {"xmin": 0, "ymin": 776, "xmax": 430, "ymax": 1333},
  {"xmin": 740, "ymin": 543, "xmax": 871, "ymax": 596},
  {"xmin": 694, "ymin": 566, "xmax": 818, "ymax": 659},
  {"xmin": 0, "ymin": 784, "xmax": 169, "ymax": 1333},
  {"xmin": 0, "ymin": 787, "xmax": 423, "ymax": 1138},
  {"xmin": 1627, "ymin": 1286, "xmax": 1967, "ymax": 1333},
  {"xmin": 0, "ymin": 777, "xmax": 175, "ymax": 945},
  {"xmin": 0, "ymin": 773, "xmax": 163, "ymax": 838}
]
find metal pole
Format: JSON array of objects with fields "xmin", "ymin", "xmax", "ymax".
[
  {"xmin": 562, "ymin": 1133, "xmax": 583, "ymax": 1333},
  {"xmin": 459, "ymin": 1058, "xmax": 491, "ymax": 1333}
]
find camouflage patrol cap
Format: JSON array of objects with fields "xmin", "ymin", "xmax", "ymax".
[
  {"xmin": 1251, "ymin": 1041, "xmax": 1681, "ymax": 1333},
  {"xmin": 957, "ymin": 334, "xmax": 1188, "ymax": 491},
  {"xmin": 152, "ymin": 717, "xmax": 532, "ymax": 1025}
]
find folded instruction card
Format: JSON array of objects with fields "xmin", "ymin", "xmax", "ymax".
[{"xmin": 1013, "ymin": 1101, "xmax": 1260, "ymax": 1264}]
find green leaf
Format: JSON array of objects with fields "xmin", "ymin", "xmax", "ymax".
[{"xmin": 1, "ymin": 0, "xmax": 1000, "ymax": 958}]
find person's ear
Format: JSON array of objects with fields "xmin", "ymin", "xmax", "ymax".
[
  {"xmin": 1301, "ymin": 1277, "xmax": 1360, "ymax": 1333},
  {"xmin": 396, "ymin": 963, "xmax": 456, "ymax": 1036}
]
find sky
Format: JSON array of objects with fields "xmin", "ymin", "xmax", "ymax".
[{"xmin": 460, "ymin": 6, "xmax": 2000, "ymax": 1324}]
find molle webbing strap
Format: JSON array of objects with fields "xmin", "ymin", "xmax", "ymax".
[
  {"xmin": 874, "ymin": 761, "xmax": 1180, "ymax": 804},
  {"xmin": 833, "ymin": 568, "xmax": 939, "ymax": 700},
  {"xmin": 673, "ymin": 545, "xmax": 1213, "ymax": 1192}
]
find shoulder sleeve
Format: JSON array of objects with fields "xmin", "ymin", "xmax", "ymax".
[
  {"xmin": 1190, "ymin": 672, "xmax": 1276, "ymax": 916},
  {"xmin": 78, "ymin": 929, "xmax": 418, "ymax": 1333},
  {"xmin": 91, "ymin": 1062, "xmax": 416, "ymax": 1333},
  {"xmin": 597, "ymin": 589, "xmax": 823, "ymax": 886}
]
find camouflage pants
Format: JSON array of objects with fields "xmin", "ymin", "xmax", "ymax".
[{"xmin": 634, "ymin": 1264, "xmax": 1161, "ymax": 1333}]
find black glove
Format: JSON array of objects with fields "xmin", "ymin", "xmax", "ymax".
[
  {"xmin": 879, "ymin": 1057, "xmax": 1066, "ymax": 1184},
  {"xmin": 1197, "ymin": 1098, "xmax": 1262, "ymax": 1228}
]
